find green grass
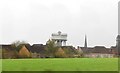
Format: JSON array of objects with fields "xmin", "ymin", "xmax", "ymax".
[
  {"xmin": 2, "ymin": 58, "xmax": 118, "ymax": 71},
  {"xmin": 0, "ymin": 59, "xmax": 2, "ymax": 72}
]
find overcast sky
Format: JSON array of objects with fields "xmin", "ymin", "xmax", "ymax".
[{"xmin": 0, "ymin": 0, "xmax": 119, "ymax": 47}]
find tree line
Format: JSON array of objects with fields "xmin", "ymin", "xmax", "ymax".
[{"xmin": 2, "ymin": 40, "xmax": 84, "ymax": 59}]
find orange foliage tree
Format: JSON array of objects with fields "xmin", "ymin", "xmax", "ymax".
[{"xmin": 55, "ymin": 48, "xmax": 67, "ymax": 58}]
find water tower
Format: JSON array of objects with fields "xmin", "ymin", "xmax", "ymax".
[{"xmin": 51, "ymin": 31, "xmax": 67, "ymax": 46}]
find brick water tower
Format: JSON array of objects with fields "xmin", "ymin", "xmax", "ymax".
[{"xmin": 51, "ymin": 31, "xmax": 67, "ymax": 46}]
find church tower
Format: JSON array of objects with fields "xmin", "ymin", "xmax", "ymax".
[
  {"xmin": 84, "ymin": 35, "xmax": 87, "ymax": 49},
  {"xmin": 116, "ymin": 35, "xmax": 120, "ymax": 56}
]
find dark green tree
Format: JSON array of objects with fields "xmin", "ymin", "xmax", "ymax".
[
  {"xmin": 11, "ymin": 40, "xmax": 28, "ymax": 52},
  {"xmin": 45, "ymin": 39, "xmax": 58, "ymax": 58}
]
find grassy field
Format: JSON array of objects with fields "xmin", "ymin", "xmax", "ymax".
[
  {"xmin": 0, "ymin": 59, "xmax": 2, "ymax": 72},
  {"xmin": 2, "ymin": 58, "xmax": 118, "ymax": 71}
]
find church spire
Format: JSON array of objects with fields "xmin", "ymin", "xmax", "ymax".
[{"xmin": 84, "ymin": 35, "xmax": 87, "ymax": 49}]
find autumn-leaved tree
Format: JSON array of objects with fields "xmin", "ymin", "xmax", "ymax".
[
  {"xmin": 11, "ymin": 40, "xmax": 31, "ymax": 58},
  {"xmin": 2, "ymin": 49, "xmax": 18, "ymax": 59},
  {"xmin": 18, "ymin": 45, "xmax": 31, "ymax": 58},
  {"xmin": 55, "ymin": 48, "xmax": 67, "ymax": 58}
]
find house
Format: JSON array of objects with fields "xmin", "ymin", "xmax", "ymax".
[
  {"xmin": 80, "ymin": 46, "xmax": 114, "ymax": 58},
  {"xmin": 91, "ymin": 46, "xmax": 114, "ymax": 58},
  {"xmin": 110, "ymin": 46, "xmax": 118, "ymax": 57},
  {"xmin": 80, "ymin": 35, "xmax": 117, "ymax": 58},
  {"xmin": 27, "ymin": 44, "xmax": 46, "ymax": 58}
]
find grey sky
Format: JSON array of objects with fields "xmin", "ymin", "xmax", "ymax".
[{"xmin": 0, "ymin": 0, "xmax": 119, "ymax": 48}]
